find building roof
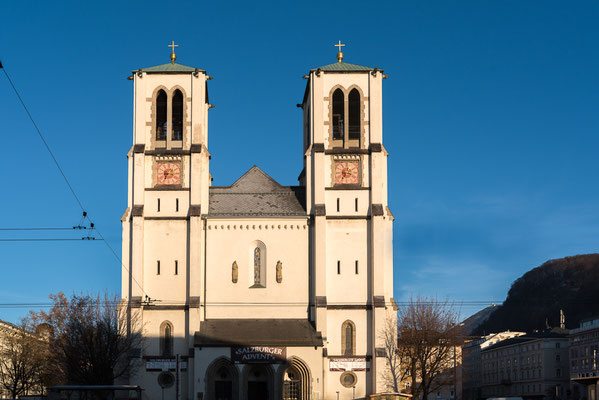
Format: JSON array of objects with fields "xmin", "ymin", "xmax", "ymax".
[
  {"xmin": 482, "ymin": 330, "xmax": 569, "ymax": 352},
  {"xmin": 208, "ymin": 166, "xmax": 306, "ymax": 218},
  {"xmin": 311, "ymin": 61, "xmax": 377, "ymax": 73},
  {"xmin": 194, "ymin": 319, "xmax": 323, "ymax": 347},
  {"xmin": 136, "ymin": 62, "xmax": 205, "ymax": 74}
]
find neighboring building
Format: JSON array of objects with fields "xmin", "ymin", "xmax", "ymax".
[
  {"xmin": 480, "ymin": 330, "xmax": 569, "ymax": 400},
  {"xmin": 425, "ymin": 346, "xmax": 462, "ymax": 400},
  {"xmin": 121, "ymin": 45, "xmax": 396, "ymax": 400},
  {"xmin": 0, "ymin": 320, "xmax": 45, "ymax": 399},
  {"xmin": 569, "ymin": 317, "xmax": 599, "ymax": 400},
  {"xmin": 462, "ymin": 331, "xmax": 526, "ymax": 400}
]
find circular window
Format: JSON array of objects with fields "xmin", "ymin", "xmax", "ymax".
[
  {"xmin": 157, "ymin": 372, "xmax": 175, "ymax": 389},
  {"xmin": 340, "ymin": 371, "xmax": 357, "ymax": 388}
]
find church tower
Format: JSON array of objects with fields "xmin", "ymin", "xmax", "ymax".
[
  {"xmin": 300, "ymin": 43, "xmax": 395, "ymax": 397},
  {"xmin": 121, "ymin": 43, "xmax": 211, "ymax": 398}
]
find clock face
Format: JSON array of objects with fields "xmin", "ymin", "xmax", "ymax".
[
  {"xmin": 157, "ymin": 162, "xmax": 181, "ymax": 185},
  {"xmin": 334, "ymin": 161, "xmax": 360, "ymax": 185}
]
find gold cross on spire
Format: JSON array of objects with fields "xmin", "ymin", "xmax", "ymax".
[
  {"xmin": 168, "ymin": 41, "xmax": 179, "ymax": 63},
  {"xmin": 334, "ymin": 40, "xmax": 345, "ymax": 63}
]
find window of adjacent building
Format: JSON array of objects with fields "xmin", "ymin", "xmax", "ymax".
[
  {"xmin": 556, "ymin": 368, "xmax": 561, "ymax": 377},
  {"xmin": 341, "ymin": 320, "xmax": 355, "ymax": 356},
  {"xmin": 160, "ymin": 321, "xmax": 173, "ymax": 357},
  {"xmin": 556, "ymin": 342, "xmax": 561, "ymax": 348},
  {"xmin": 332, "ymin": 89, "xmax": 345, "ymax": 140},
  {"xmin": 156, "ymin": 90, "xmax": 167, "ymax": 141},
  {"xmin": 556, "ymin": 354, "xmax": 560, "ymax": 362},
  {"xmin": 172, "ymin": 90, "xmax": 183, "ymax": 141}
]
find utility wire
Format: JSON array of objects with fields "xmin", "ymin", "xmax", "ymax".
[{"xmin": 1, "ymin": 60, "xmax": 148, "ymax": 299}]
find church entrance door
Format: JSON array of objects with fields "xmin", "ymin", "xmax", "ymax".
[
  {"xmin": 215, "ymin": 380, "xmax": 233, "ymax": 400},
  {"xmin": 247, "ymin": 381, "xmax": 268, "ymax": 400}
]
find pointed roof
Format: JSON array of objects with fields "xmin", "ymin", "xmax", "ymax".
[
  {"xmin": 311, "ymin": 61, "xmax": 377, "ymax": 73},
  {"xmin": 136, "ymin": 62, "xmax": 205, "ymax": 74},
  {"xmin": 209, "ymin": 166, "xmax": 306, "ymax": 217},
  {"xmin": 229, "ymin": 165, "xmax": 283, "ymax": 193}
]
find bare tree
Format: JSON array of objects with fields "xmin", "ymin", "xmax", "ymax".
[
  {"xmin": 397, "ymin": 297, "xmax": 463, "ymax": 400},
  {"xmin": 29, "ymin": 292, "xmax": 142, "ymax": 386},
  {"xmin": 0, "ymin": 322, "xmax": 46, "ymax": 398},
  {"xmin": 379, "ymin": 315, "xmax": 407, "ymax": 393}
]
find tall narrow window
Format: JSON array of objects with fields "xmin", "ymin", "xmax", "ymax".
[
  {"xmin": 157, "ymin": 260, "xmax": 161, "ymax": 275},
  {"xmin": 254, "ymin": 247, "xmax": 261, "ymax": 286},
  {"xmin": 355, "ymin": 198, "xmax": 358, "ymax": 212},
  {"xmin": 355, "ymin": 260, "xmax": 359, "ymax": 274},
  {"xmin": 348, "ymin": 89, "xmax": 361, "ymax": 141},
  {"xmin": 172, "ymin": 90, "xmax": 183, "ymax": 141},
  {"xmin": 337, "ymin": 198, "xmax": 340, "ymax": 212},
  {"xmin": 332, "ymin": 89, "xmax": 345, "ymax": 140},
  {"xmin": 174, "ymin": 260, "xmax": 178, "ymax": 275},
  {"xmin": 337, "ymin": 261, "xmax": 341, "ymax": 275},
  {"xmin": 156, "ymin": 90, "xmax": 167, "ymax": 140},
  {"xmin": 157, "ymin": 198, "xmax": 161, "ymax": 212},
  {"xmin": 342, "ymin": 320, "xmax": 355, "ymax": 356},
  {"xmin": 160, "ymin": 322, "xmax": 173, "ymax": 357},
  {"xmin": 176, "ymin": 198, "xmax": 179, "ymax": 212}
]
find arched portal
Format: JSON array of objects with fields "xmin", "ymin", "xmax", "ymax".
[
  {"xmin": 205, "ymin": 357, "xmax": 239, "ymax": 400},
  {"xmin": 281, "ymin": 357, "xmax": 311, "ymax": 400},
  {"xmin": 242, "ymin": 364, "xmax": 274, "ymax": 400}
]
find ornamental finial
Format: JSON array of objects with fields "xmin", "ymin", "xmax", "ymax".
[
  {"xmin": 334, "ymin": 40, "xmax": 345, "ymax": 63},
  {"xmin": 168, "ymin": 41, "xmax": 179, "ymax": 64}
]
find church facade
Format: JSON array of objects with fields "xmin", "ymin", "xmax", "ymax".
[{"xmin": 121, "ymin": 46, "xmax": 396, "ymax": 400}]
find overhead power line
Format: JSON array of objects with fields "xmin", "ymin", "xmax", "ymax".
[{"xmin": 1, "ymin": 60, "xmax": 148, "ymax": 299}]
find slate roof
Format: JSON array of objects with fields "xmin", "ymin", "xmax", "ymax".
[
  {"xmin": 137, "ymin": 62, "xmax": 205, "ymax": 73},
  {"xmin": 311, "ymin": 61, "xmax": 377, "ymax": 72},
  {"xmin": 208, "ymin": 166, "xmax": 306, "ymax": 217},
  {"xmin": 194, "ymin": 319, "xmax": 323, "ymax": 347}
]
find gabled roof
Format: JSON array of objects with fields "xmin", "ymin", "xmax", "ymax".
[
  {"xmin": 136, "ymin": 62, "xmax": 205, "ymax": 74},
  {"xmin": 311, "ymin": 61, "xmax": 377, "ymax": 72},
  {"xmin": 208, "ymin": 166, "xmax": 306, "ymax": 217},
  {"xmin": 229, "ymin": 165, "xmax": 283, "ymax": 193}
]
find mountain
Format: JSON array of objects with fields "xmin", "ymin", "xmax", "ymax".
[
  {"xmin": 473, "ymin": 254, "xmax": 599, "ymax": 334},
  {"xmin": 460, "ymin": 306, "xmax": 497, "ymax": 335}
]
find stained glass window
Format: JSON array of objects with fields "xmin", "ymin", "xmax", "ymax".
[{"xmin": 254, "ymin": 247, "xmax": 261, "ymax": 285}]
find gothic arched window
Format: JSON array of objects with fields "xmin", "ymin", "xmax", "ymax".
[
  {"xmin": 172, "ymin": 90, "xmax": 183, "ymax": 141},
  {"xmin": 341, "ymin": 320, "xmax": 356, "ymax": 356},
  {"xmin": 332, "ymin": 89, "xmax": 345, "ymax": 141},
  {"xmin": 348, "ymin": 89, "xmax": 361, "ymax": 141},
  {"xmin": 254, "ymin": 247, "xmax": 261, "ymax": 286},
  {"xmin": 160, "ymin": 321, "xmax": 173, "ymax": 357},
  {"xmin": 156, "ymin": 90, "xmax": 167, "ymax": 141}
]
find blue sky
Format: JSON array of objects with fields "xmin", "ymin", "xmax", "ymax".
[{"xmin": 1, "ymin": 1, "xmax": 598, "ymax": 322}]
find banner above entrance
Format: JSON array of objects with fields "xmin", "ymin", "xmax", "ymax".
[{"xmin": 231, "ymin": 346, "xmax": 287, "ymax": 364}]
